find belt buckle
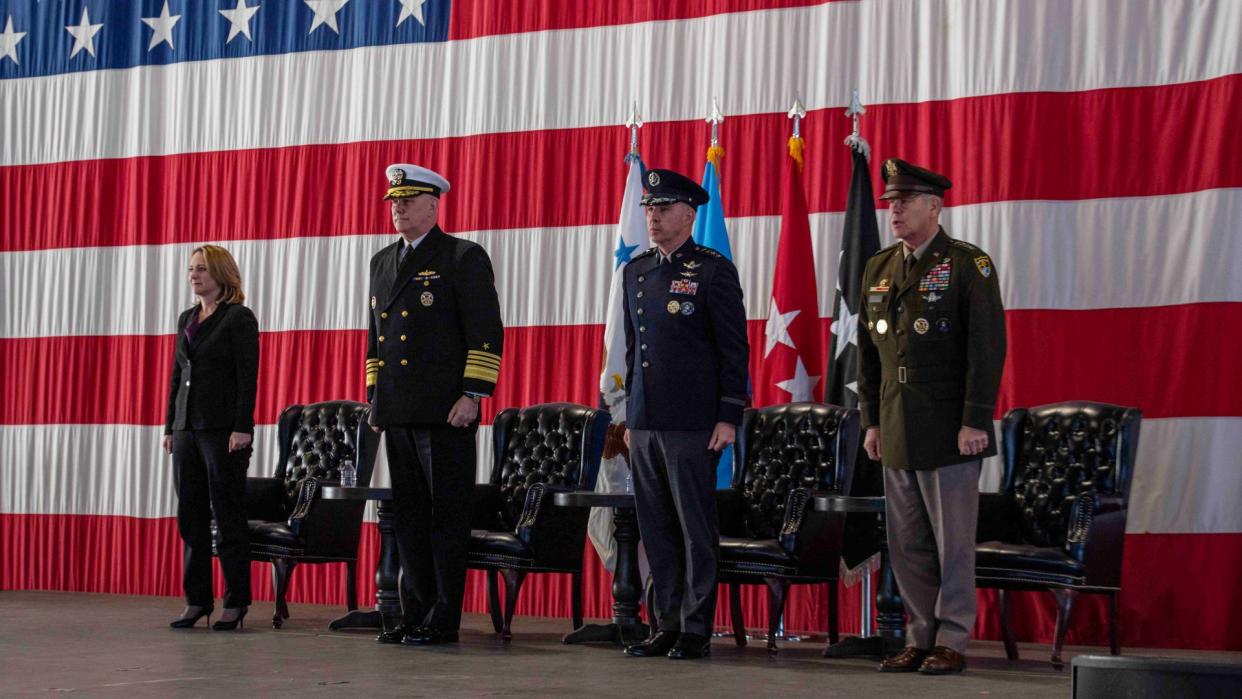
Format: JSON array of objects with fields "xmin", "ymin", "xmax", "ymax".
[{"xmin": 898, "ymin": 366, "xmax": 907, "ymax": 384}]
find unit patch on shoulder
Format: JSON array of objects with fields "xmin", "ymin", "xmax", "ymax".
[{"xmin": 974, "ymin": 256, "xmax": 992, "ymax": 278}]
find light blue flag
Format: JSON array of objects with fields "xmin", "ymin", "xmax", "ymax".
[{"xmin": 692, "ymin": 158, "xmax": 739, "ymax": 488}]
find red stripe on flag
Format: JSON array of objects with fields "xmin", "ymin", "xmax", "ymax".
[
  {"xmin": 4, "ymin": 513, "xmax": 1239, "ymax": 650},
  {"xmin": 448, "ymin": 0, "xmax": 830, "ymax": 40},
  {"xmin": 4, "ymin": 303, "xmax": 1241, "ymax": 426},
  {"xmin": 3, "ymin": 75, "xmax": 1241, "ymax": 251}
]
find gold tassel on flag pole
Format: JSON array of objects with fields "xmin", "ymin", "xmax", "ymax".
[
  {"xmin": 787, "ymin": 97, "xmax": 807, "ymax": 170},
  {"xmin": 706, "ymin": 96, "xmax": 724, "ymax": 165}
]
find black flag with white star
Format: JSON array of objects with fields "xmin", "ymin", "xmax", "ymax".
[
  {"xmin": 831, "ymin": 142, "xmax": 884, "ymax": 571},
  {"xmin": 827, "ymin": 146, "xmax": 881, "ymax": 407}
]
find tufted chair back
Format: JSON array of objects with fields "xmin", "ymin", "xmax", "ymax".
[
  {"xmin": 733, "ymin": 402, "xmax": 860, "ymax": 540},
  {"xmin": 276, "ymin": 401, "xmax": 379, "ymax": 504},
  {"xmin": 488, "ymin": 403, "xmax": 609, "ymax": 530},
  {"xmin": 999, "ymin": 401, "xmax": 1141, "ymax": 548}
]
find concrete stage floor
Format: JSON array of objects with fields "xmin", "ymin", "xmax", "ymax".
[{"xmin": 2, "ymin": 591, "xmax": 1239, "ymax": 697}]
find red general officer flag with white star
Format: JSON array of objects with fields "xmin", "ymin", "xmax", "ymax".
[{"xmin": 755, "ymin": 134, "xmax": 822, "ymax": 406}]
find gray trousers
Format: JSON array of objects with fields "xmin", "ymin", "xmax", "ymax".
[
  {"xmin": 629, "ymin": 429, "xmax": 718, "ymax": 636},
  {"xmin": 883, "ymin": 459, "xmax": 980, "ymax": 653}
]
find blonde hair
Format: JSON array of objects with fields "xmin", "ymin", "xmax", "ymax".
[{"xmin": 191, "ymin": 245, "xmax": 245, "ymax": 304}]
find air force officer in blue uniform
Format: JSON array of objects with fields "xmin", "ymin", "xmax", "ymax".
[{"xmin": 622, "ymin": 169, "xmax": 750, "ymax": 660}]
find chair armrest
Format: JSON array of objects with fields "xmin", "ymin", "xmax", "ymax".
[
  {"xmin": 716, "ymin": 488, "xmax": 746, "ymax": 537},
  {"xmin": 285, "ymin": 477, "xmax": 322, "ymax": 537},
  {"xmin": 515, "ymin": 482, "xmax": 591, "ymax": 570},
  {"xmin": 245, "ymin": 477, "xmax": 287, "ymax": 522},
  {"xmin": 472, "ymin": 483, "xmax": 505, "ymax": 530},
  {"xmin": 1066, "ymin": 491, "xmax": 1129, "ymax": 587},
  {"xmin": 779, "ymin": 489, "xmax": 847, "ymax": 577}
]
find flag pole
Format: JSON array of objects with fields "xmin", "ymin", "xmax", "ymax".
[
  {"xmin": 787, "ymin": 97, "xmax": 807, "ymax": 169},
  {"xmin": 843, "ymin": 89, "xmax": 871, "ymax": 160},
  {"xmin": 625, "ymin": 101, "xmax": 643, "ymax": 159}
]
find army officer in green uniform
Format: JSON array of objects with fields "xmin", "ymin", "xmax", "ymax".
[{"xmin": 857, "ymin": 159, "xmax": 1006, "ymax": 675}]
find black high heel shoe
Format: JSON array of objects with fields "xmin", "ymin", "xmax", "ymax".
[
  {"xmin": 170, "ymin": 604, "xmax": 214, "ymax": 629},
  {"xmin": 212, "ymin": 606, "xmax": 248, "ymax": 631}
]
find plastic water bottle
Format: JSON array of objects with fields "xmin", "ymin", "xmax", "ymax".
[{"xmin": 340, "ymin": 459, "xmax": 357, "ymax": 488}]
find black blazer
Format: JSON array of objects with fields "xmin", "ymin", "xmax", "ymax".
[
  {"xmin": 365, "ymin": 227, "xmax": 504, "ymax": 426},
  {"xmin": 164, "ymin": 303, "xmax": 260, "ymax": 435}
]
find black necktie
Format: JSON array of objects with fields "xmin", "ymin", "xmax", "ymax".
[
  {"xmin": 399, "ymin": 243, "xmax": 412, "ymax": 264},
  {"xmin": 905, "ymin": 253, "xmax": 917, "ymax": 275}
]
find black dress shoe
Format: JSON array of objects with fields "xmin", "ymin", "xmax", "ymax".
[
  {"xmin": 403, "ymin": 626, "xmax": 460, "ymax": 645},
  {"xmin": 169, "ymin": 604, "xmax": 214, "ymax": 629},
  {"xmin": 377, "ymin": 623, "xmax": 417, "ymax": 644},
  {"xmin": 211, "ymin": 606, "xmax": 248, "ymax": 631},
  {"xmin": 667, "ymin": 633, "xmax": 711, "ymax": 660},
  {"xmin": 624, "ymin": 630, "xmax": 680, "ymax": 657}
]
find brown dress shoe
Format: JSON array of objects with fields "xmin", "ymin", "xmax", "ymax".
[
  {"xmin": 879, "ymin": 646, "xmax": 929, "ymax": 672},
  {"xmin": 919, "ymin": 646, "xmax": 967, "ymax": 674}
]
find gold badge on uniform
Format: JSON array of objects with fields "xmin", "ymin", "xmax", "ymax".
[
  {"xmin": 876, "ymin": 319, "xmax": 888, "ymax": 335},
  {"xmin": 913, "ymin": 318, "xmax": 930, "ymax": 335},
  {"xmin": 974, "ymin": 256, "xmax": 992, "ymax": 278},
  {"xmin": 667, "ymin": 300, "xmax": 681, "ymax": 314},
  {"xmin": 371, "ymin": 295, "xmax": 377, "ymax": 309},
  {"xmin": 420, "ymin": 291, "xmax": 434, "ymax": 307}
]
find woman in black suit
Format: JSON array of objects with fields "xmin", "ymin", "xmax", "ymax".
[{"xmin": 163, "ymin": 245, "xmax": 259, "ymax": 630}]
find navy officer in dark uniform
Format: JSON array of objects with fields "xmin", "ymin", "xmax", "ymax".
[
  {"xmin": 621, "ymin": 168, "xmax": 750, "ymax": 660},
  {"xmin": 367, "ymin": 164, "xmax": 504, "ymax": 646}
]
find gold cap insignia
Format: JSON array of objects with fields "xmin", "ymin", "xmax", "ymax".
[
  {"xmin": 885, "ymin": 160, "xmax": 898, "ymax": 177},
  {"xmin": 648, "ymin": 171, "xmax": 661, "ymax": 187},
  {"xmin": 389, "ymin": 169, "xmax": 406, "ymax": 186}
]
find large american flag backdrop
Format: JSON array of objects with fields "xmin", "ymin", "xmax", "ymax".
[{"xmin": 2, "ymin": 0, "xmax": 1239, "ymax": 651}]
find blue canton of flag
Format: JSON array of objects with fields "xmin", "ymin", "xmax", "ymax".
[{"xmin": 0, "ymin": 0, "xmax": 450, "ymax": 80}]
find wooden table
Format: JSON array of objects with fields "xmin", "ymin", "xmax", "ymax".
[
  {"xmin": 553, "ymin": 491, "xmax": 650, "ymax": 645},
  {"xmin": 319, "ymin": 486, "xmax": 399, "ymax": 632},
  {"xmin": 815, "ymin": 495, "xmax": 906, "ymax": 658}
]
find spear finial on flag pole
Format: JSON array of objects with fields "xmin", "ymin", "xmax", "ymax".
[
  {"xmin": 787, "ymin": 97, "xmax": 807, "ymax": 169},
  {"xmin": 706, "ymin": 96, "xmax": 725, "ymax": 165},
  {"xmin": 625, "ymin": 101, "xmax": 644, "ymax": 158},
  {"xmin": 843, "ymin": 89, "xmax": 871, "ymax": 161}
]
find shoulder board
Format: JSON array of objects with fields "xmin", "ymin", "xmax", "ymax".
[
  {"xmin": 879, "ymin": 241, "xmax": 902, "ymax": 254},
  {"xmin": 695, "ymin": 246, "xmax": 724, "ymax": 258},
  {"xmin": 632, "ymin": 247, "xmax": 659, "ymax": 260},
  {"xmin": 948, "ymin": 239, "xmax": 984, "ymax": 254}
]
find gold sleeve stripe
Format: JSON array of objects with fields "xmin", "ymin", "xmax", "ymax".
[
  {"xmin": 466, "ymin": 359, "xmax": 502, "ymax": 372},
  {"xmin": 467, "ymin": 350, "xmax": 502, "ymax": 363},
  {"xmin": 365, "ymin": 372, "xmax": 378, "ymax": 388},
  {"xmin": 463, "ymin": 366, "xmax": 500, "ymax": 383}
]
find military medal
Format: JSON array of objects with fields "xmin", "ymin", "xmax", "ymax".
[
  {"xmin": 914, "ymin": 318, "xmax": 930, "ymax": 335},
  {"xmin": 680, "ymin": 302, "xmax": 695, "ymax": 315},
  {"xmin": 420, "ymin": 291, "xmax": 434, "ymax": 307},
  {"xmin": 936, "ymin": 318, "xmax": 951, "ymax": 333},
  {"xmin": 371, "ymin": 296, "xmax": 376, "ymax": 309},
  {"xmin": 667, "ymin": 300, "xmax": 681, "ymax": 314},
  {"xmin": 669, "ymin": 279, "xmax": 699, "ymax": 295},
  {"xmin": 876, "ymin": 319, "xmax": 888, "ymax": 335},
  {"xmin": 919, "ymin": 260, "xmax": 951, "ymax": 292}
]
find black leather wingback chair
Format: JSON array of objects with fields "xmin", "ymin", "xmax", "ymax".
[
  {"xmin": 241, "ymin": 401, "xmax": 380, "ymax": 628},
  {"xmin": 468, "ymin": 403, "xmax": 610, "ymax": 639},
  {"xmin": 717, "ymin": 402, "xmax": 860, "ymax": 652},
  {"xmin": 976, "ymin": 401, "xmax": 1141, "ymax": 668}
]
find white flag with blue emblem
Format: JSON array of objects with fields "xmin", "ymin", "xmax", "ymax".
[
  {"xmin": 590, "ymin": 153, "xmax": 651, "ymax": 577},
  {"xmin": 599, "ymin": 154, "xmax": 650, "ymax": 417}
]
